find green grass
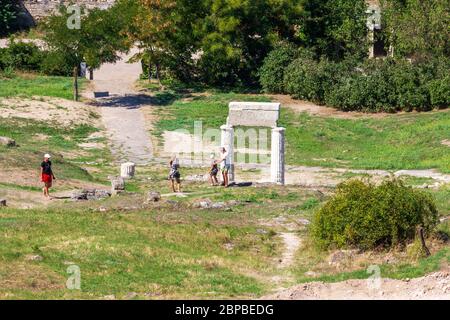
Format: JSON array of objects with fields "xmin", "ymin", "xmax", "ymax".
[
  {"xmin": 154, "ymin": 92, "xmax": 270, "ymax": 138},
  {"xmin": 281, "ymin": 110, "xmax": 450, "ymax": 173},
  {"xmin": 0, "ymin": 74, "xmax": 85, "ymax": 100},
  {"xmin": 0, "ymin": 117, "xmax": 103, "ymax": 183},
  {"xmin": 154, "ymin": 91, "xmax": 449, "ymax": 172},
  {"xmin": 293, "ymin": 247, "xmax": 449, "ymax": 285},
  {"xmin": 0, "ymin": 207, "xmax": 277, "ymax": 299}
]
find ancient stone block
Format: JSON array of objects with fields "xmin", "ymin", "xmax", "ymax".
[{"xmin": 227, "ymin": 102, "xmax": 280, "ymax": 127}]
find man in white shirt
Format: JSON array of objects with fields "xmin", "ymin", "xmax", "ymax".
[{"xmin": 218, "ymin": 147, "xmax": 230, "ymax": 187}]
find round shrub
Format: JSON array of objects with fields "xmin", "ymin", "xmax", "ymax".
[
  {"xmin": 325, "ymin": 59, "xmax": 433, "ymax": 112},
  {"xmin": 283, "ymin": 57, "xmax": 320, "ymax": 101},
  {"xmin": 3, "ymin": 40, "xmax": 43, "ymax": 72},
  {"xmin": 390, "ymin": 61, "xmax": 429, "ymax": 111},
  {"xmin": 40, "ymin": 50, "xmax": 78, "ymax": 76},
  {"xmin": 324, "ymin": 74, "xmax": 366, "ymax": 111},
  {"xmin": 311, "ymin": 179, "xmax": 439, "ymax": 250},
  {"xmin": 259, "ymin": 43, "xmax": 298, "ymax": 93},
  {"xmin": 283, "ymin": 54, "xmax": 355, "ymax": 104}
]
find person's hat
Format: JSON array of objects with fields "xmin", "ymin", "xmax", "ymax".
[{"xmin": 44, "ymin": 153, "xmax": 51, "ymax": 159}]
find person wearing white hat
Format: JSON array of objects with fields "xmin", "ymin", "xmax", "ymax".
[{"xmin": 41, "ymin": 153, "xmax": 56, "ymax": 199}]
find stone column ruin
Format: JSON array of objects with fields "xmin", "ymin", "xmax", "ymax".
[
  {"xmin": 271, "ymin": 127, "xmax": 285, "ymax": 185},
  {"xmin": 220, "ymin": 125, "xmax": 235, "ymax": 183}
]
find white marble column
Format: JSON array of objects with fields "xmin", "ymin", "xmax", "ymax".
[
  {"xmin": 220, "ymin": 125, "xmax": 235, "ymax": 183},
  {"xmin": 271, "ymin": 127, "xmax": 285, "ymax": 185}
]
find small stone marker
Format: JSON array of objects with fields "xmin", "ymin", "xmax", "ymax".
[
  {"xmin": 0, "ymin": 136, "xmax": 16, "ymax": 147},
  {"xmin": 147, "ymin": 191, "xmax": 161, "ymax": 203},
  {"xmin": 121, "ymin": 162, "xmax": 136, "ymax": 179},
  {"xmin": 111, "ymin": 177, "xmax": 125, "ymax": 196},
  {"xmin": 0, "ymin": 199, "xmax": 6, "ymax": 207}
]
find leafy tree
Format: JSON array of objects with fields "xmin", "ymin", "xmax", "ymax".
[
  {"xmin": 128, "ymin": 0, "xmax": 175, "ymax": 85},
  {"xmin": 195, "ymin": 0, "xmax": 303, "ymax": 86},
  {"xmin": 126, "ymin": 0, "xmax": 203, "ymax": 84},
  {"xmin": 299, "ymin": 0, "xmax": 369, "ymax": 60},
  {"xmin": 42, "ymin": 4, "xmax": 130, "ymax": 100},
  {"xmin": 381, "ymin": 0, "xmax": 450, "ymax": 61}
]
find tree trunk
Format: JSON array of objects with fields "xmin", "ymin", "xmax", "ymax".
[
  {"xmin": 148, "ymin": 56, "xmax": 152, "ymax": 82},
  {"xmin": 156, "ymin": 63, "xmax": 162, "ymax": 89},
  {"xmin": 418, "ymin": 227, "xmax": 431, "ymax": 257},
  {"xmin": 155, "ymin": 63, "xmax": 160, "ymax": 83},
  {"xmin": 73, "ymin": 66, "xmax": 79, "ymax": 101}
]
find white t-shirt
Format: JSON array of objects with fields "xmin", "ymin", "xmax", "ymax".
[{"xmin": 220, "ymin": 151, "xmax": 229, "ymax": 168}]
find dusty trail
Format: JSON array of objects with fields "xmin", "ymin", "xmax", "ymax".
[
  {"xmin": 263, "ymin": 268, "xmax": 450, "ymax": 300},
  {"xmin": 85, "ymin": 48, "xmax": 154, "ymax": 165}
]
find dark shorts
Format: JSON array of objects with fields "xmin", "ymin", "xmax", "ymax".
[
  {"xmin": 210, "ymin": 168, "xmax": 219, "ymax": 176},
  {"xmin": 169, "ymin": 171, "xmax": 181, "ymax": 183}
]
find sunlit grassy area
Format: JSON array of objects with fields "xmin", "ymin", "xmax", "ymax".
[
  {"xmin": 0, "ymin": 73, "xmax": 85, "ymax": 100},
  {"xmin": 0, "ymin": 206, "xmax": 278, "ymax": 299},
  {"xmin": 153, "ymin": 91, "xmax": 450, "ymax": 173},
  {"xmin": 0, "ymin": 117, "xmax": 107, "ymax": 184},
  {"xmin": 281, "ymin": 110, "xmax": 450, "ymax": 173}
]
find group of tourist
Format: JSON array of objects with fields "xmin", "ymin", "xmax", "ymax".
[
  {"xmin": 40, "ymin": 146, "xmax": 231, "ymax": 198},
  {"xmin": 168, "ymin": 146, "xmax": 231, "ymax": 193}
]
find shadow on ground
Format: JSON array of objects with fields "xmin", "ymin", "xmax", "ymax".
[{"xmin": 90, "ymin": 92, "xmax": 179, "ymax": 109}]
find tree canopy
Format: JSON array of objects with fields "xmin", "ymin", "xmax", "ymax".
[
  {"xmin": 0, "ymin": 0, "xmax": 19, "ymax": 36},
  {"xmin": 381, "ymin": 0, "xmax": 450, "ymax": 61}
]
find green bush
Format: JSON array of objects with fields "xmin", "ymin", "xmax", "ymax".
[
  {"xmin": 311, "ymin": 179, "xmax": 439, "ymax": 250},
  {"xmin": 0, "ymin": 40, "xmax": 43, "ymax": 72},
  {"xmin": 0, "ymin": 40, "xmax": 79, "ymax": 77},
  {"xmin": 259, "ymin": 43, "xmax": 298, "ymax": 94},
  {"xmin": 283, "ymin": 57, "xmax": 322, "ymax": 102},
  {"xmin": 324, "ymin": 59, "xmax": 435, "ymax": 112},
  {"xmin": 389, "ymin": 61, "xmax": 429, "ymax": 111},
  {"xmin": 276, "ymin": 50, "xmax": 448, "ymax": 112},
  {"xmin": 40, "ymin": 50, "xmax": 77, "ymax": 76},
  {"xmin": 0, "ymin": 48, "xmax": 8, "ymax": 70}
]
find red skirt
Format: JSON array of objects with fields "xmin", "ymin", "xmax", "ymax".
[{"xmin": 42, "ymin": 173, "xmax": 53, "ymax": 183}]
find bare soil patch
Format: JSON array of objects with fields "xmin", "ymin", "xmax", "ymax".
[
  {"xmin": 263, "ymin": 267, "xmax": 450, "ymax": 300},
  {"xmin": 0, "ymin": 97, "xmax": 100, "ymax": 127}
]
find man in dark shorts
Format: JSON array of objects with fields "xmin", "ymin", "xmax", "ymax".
[
  {"xmin": 209, "ymin": 154, "xmax": 219, "ymax": 186},
  {"xmin": 168, "ymin": 156, "xmax": 181, "ymax": 193},
  {"xmin": 41, "ymin": 153, "xmax": 56, "ymax": 199}
]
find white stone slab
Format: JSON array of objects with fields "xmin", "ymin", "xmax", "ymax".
[{"xmin": 228, "ymin": 102, "xmax": 280, "ymax": 127}]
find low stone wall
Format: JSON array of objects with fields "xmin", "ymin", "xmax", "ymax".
[{"xmin": 22, "ymin": 0, "xmax": 116, "ymax": 21}]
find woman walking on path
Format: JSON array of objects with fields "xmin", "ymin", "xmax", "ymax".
[
  {"xmin": 41, "ymin": 154, "xmax": 56, "ymax": 199},
  {"xmin": 218, "ymin": 147, "xmax": 230, "ymax": 188}
]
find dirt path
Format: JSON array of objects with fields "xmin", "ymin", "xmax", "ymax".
[
  {"xmin": 263, "ymin": 268, "xmax": 450, "ymax": 300},
  {"xmin": 85, "ymin": 48, "xmax": 154, "ymax": 165}
]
